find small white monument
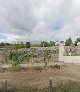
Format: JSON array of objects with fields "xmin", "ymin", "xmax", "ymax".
[
  {"xmin": 69, "ymin": 53, "xmax": 71, "ymax": 56},
  {"xmin": 55, "ymin": 41, "xmax": 59, "ymax": 46},
  {"xmin": 77, "ymin": 42, "xmax": 80, "ymax": 46}
]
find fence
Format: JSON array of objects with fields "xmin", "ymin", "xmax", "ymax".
[
  {"xmin": 0, "ymin": 78, "xmax": 80, "ymax": 92},
  {"xmin": 0, "ymin": 79, "xmax": 52, "ymax": 92}
]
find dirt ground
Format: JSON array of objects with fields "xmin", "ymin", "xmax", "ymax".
[{"xmin": 0, "ymin": 64, "xmax": 80, "ymax": 88}]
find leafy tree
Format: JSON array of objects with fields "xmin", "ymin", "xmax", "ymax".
[
  {"xmin": 74, "ymin": 41, "xmax": 77, "ymax": 46},
  {"xmin": 13, "ymin": 42, "xmax": 25, "ymax": 49},
  {"xmin": 50, "ymin": 41, "xmax": 55, "ymax": 46},
  {"xmin": 65, "ymin": 38, "xmax": 73, "ymax": 46},
  {"xmin": 14, "ymin": 43, "xmax": 20, "ymax": 49},
  {"xmin": 0, "ymin": 42, "xmax": 11, "ymax": 46},
  {"xmin": 20, "ymin": 42, "xmax": 25, "ymax": 48},
  {"xmin": 0, "ymin": 42, "xmax": 5, "ymax": 46},
  {"xmin": 40, "ymin": 41, "xmax": 50, "ymax": 47},
  {"xmin": 77, "ymin": 38, "xmax": 80, "ymax": 42},
  {"xmin": 5, "ymin": 43, "xmax": 10, "ymax": 46},
  {"xmin": 74, "ymin": 37, "xmax": 80, "ymax": 46},
  {"xmin": 26, "ymin": 42, "xmax": 30, "ymax": 48}
]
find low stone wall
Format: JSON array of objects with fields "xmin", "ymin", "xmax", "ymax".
[
  {"xmin": 63, "ymin": 56, "xmax": 80, "ymax": 63},
  {"xmin": 0, "ymin": 45, "xmax": 80, "ymax": 63},
  {"xmin": 0, "ymin": 47, "xmax": 59, "ymax": 63},
  {"xmin": 59, "ymin": 43, "xmax": 80, "ymax": 63},
  {"xmin": 64, "ymin": 46, "xmax": 80, "ymax": 56}
]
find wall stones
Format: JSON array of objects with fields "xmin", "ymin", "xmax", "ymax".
[{"xmin": 0, "ymin": 46, "xmax": 80, "ymax": 63}]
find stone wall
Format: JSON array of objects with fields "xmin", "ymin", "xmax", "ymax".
[
  {"xmin": 59, "ymin": 43, "xmax": 80, "ymax": 63},
  {"xmin": 0, "ymin": 45, "xmax": 80, "ymax": 63},
  {"xmin": 0, "ymin": 47, "xmax": 59, "ymax": 63},
  {"xmin": 63, "ymin": 56, "xmax": 80, "ymax": 63},
  {"xmin": 64, "ymin": 46, "xmax": 80, "ymax": 56}
]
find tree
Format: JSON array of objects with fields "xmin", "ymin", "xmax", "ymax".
[
  {"xmin": 26, "ymin": 42, "xmax": 30, "ymax": 48},
  {"xmin": 74, "ymin": 37, "xmax": 80, "ymax": 46},
  {"xmin": 65, "ymin": 38, "xmax": 73, "ymax": 46},
  {"xmin": 20, "ymin": 42, "xmax": 25, "ymax": 48},
  {"xmin": 14, "ymin": 43, "xmax": 19, "ymax": 49},
  {"xmin": 50, "ymin": 41, "xmax": 55, "ymax": 46},
  {"xmin": 40, "ymin": 41, "xmax": 49, "ymax": 47},
  {"xmin": 0, "ymin": 42, "xmax": 5, "ymax": 46},
  {"xmin": 5, "ymin": 43, "xmax": 10, "ymax": 46},
  {"xmin": 14, "ymin": 42, "xmax": 25, "ymax": 49}
]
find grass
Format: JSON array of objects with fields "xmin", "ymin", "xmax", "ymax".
[
  {"xmin": 0, "ymin": 64, "xmax": 80, "ymax": 92},
  {"xmin": 11, "ymin": 62, "xmax": 21, "ymax": 71},
  {"xmin": 31, "ymin": 44, "xmax": 41, "ymax": 47},
  {"xmin": 32, "ymin": 66, "xmax": 44, "ymax": 72},
  {"xmin": 0, "ymin": 65, "xmax": 61, "ymax": 72},
  {"xmin": 0, "ymin": 81, "xmax": 80, "ymax": 92}
]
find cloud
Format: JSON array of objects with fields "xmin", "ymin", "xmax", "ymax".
[{"xmin": 0, "ymin": 0, "xmax": 80, "ymax": 43}]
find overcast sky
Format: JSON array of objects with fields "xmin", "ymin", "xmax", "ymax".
[{"xmin": 0, "ymin": 0, "xmax": 80, "ymax": 43}]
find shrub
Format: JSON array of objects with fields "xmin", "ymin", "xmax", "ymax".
[
  {"xmin": 8, "ymin": 51, "xmax": 18, "ymax": 61},
  {"xmin": 54, "ymin": 64, "xmax": 60, "ymax": 69},
  {"xmin": 44, "ymin": 51, "xmax": 50, "ymax": 65},
  {"xmin": 11, "ymin": 62, "xmax": 21, "ymax": 71},
  {"xmin": 50, "ymin": 64, "xmax": 61, "ymax": 69}
]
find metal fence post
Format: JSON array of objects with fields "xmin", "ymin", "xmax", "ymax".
[
  {"xmin": 49, "ymin": 77, "xmax": 52, "ymax": 92},
  {"xmin": 3, "ymin": 80, "xmax": 7, "ymax": 92}
]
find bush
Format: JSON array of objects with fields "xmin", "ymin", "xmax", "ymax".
[
  {"xmin": 50, "ymin": 64, "xmax": 61, "ymax": 69},
  {"xmin": 54, "ymin": 64, "xmax": 60, "ymax": 69},
  {"xmin": 8, "ymin": 51, "xmax": 18, "ymax": 61},
  {"xmin": 8, "ymin": 51, "xmax": 33, "ymax": 63},
  {"xmin": 11, "ymin": 62, "xmax": 21, "ymax": 71}
]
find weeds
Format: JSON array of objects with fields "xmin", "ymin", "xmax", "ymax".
[
  {"xmin": 50, "ymin": 64, "xmax": 61, "ymax": 69},
  {"xmin": 11, "ymin": 62, "xmax": 21, "ymax": 71},
  {"xmin": 33, "ymin": 66, "xmax": 43, "ymax": 72},
  {"xmin": 0, "ymin": 81, "xmax": 80, "ymax": 92}
]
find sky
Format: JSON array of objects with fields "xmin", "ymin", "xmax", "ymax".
[{"xmin": 0, "ymin": 0, "xmax": 80, "ymax": 43}]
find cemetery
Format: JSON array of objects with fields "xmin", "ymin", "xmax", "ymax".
[
  {"xmin": 0, "ymin": 42, "xmax": 80, "ymax": 92},
  {"xmin": 0, "ymin": 42, "xmax": 80, "ymax": 64}
]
